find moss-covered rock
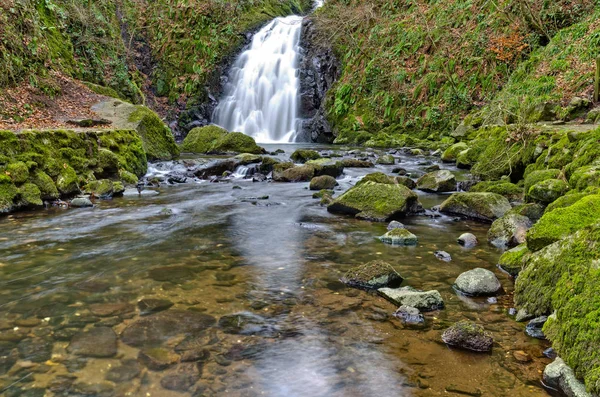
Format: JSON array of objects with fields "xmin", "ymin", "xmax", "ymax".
[
  {"xmin": 234, "ymin": 153, "xmax": 262, "ymax": 165},
  {"xmin": 119, "ymin": 170, "xmax": 139, "ymax": 185},
  {"xmin": 31, "ymin": 170, "xmax": 59, "ymax": 200},
  {"xmin": 341, "ymin": 158, "xmax": 374, "ymax": 168},
  {"xmin": 56, "ymin": 165, "xmax": 80, "ymax": 196},
  {"xmin": 527, "ymin": 178, "xmax": 569, "ymax": 204},
  {"xmin": 376, "ymin": 154, "xmax": 395, "ymax": 165},
  {"xmin": 545, "ymin": 191, "xmax": 598, "ymax": 213},
  {"xmin": 273, "ymin": 165, "xmax": 316, "ymax": 182},
  {"xmin": 340, "ymin": 260, "xmax": 403, "ymax": 291},
  {"xmin": 439, "ymin": 192, "xmax": 511, "ymax": 223},
  {"xmin": 526, "ymin": 195, "xmax": 600, "ymax": 251},
  {"xmin": 416, "ymin": 170, "xmax": 456, "ymax": 193},
  {"xmin": 182, "ymin": 125, "xmax": 227, "ymax": 153},
  {"xmin": 356, "ymin": 172, "xmax": 398, "ymax": 187},
  {"xmin": 488, "ymin": 213, "xmax": 532, "ymax": 248},
  {"xmin": 305, "ymin": 159, "xmax": 344, "ymax": 178},
  {"xmin": 523, "ymin": 169, "xmax": 562, "ymax": 195},
  {"xmin": 309, "ymin": 175, "xmax": 337, "ymax": 191},
  {"xmin": 441, "ymin": 320, "xmax": 493, "ymax": 352},
  {"xmin": 17, "ymin": 183, "xmax": 43, "ymax": 207},
  {"xmin": 290, "ymin": 149, "xmax": 321, "ymax": 163},
  {"xmin": 327, "ymin": 181, "xmax": 422, "ymax": 222},
  {"xmin": 515, "ymin": 224, "xmax": 600, "ymax": 393},
  {"xmin": 470, "ymin": 181, "xmax": 523, "ymax": 201},
  {"xmin": 258, "ymin": 156, "xmax": 280, "ymax": 174},
  {"xmin": 379, "ymin": 228, "xmax": 418, "ymax": 245},
  {"xmin": 497, "ymin": 244, "xmax": 530, "ymax": 277},
  {"xmin": 396, "ymin": 176, "xmax": 417, "ymax": 189},
  {"xmin": 0, "ymin": 177, "xmax": 18, "ymax": 213},
  {"xmin": 85, "ymin": 179, "xmax": 115, "ymax": 198},
  {"xmin": 212, "ymin": 132, "xmax": 264, "ymax": 154},
  {"xmin": 6, "ymin": 161, "xmax": 30, "ymax": 184},
  {"xmin": 441, "ymin": 142, "xmax": 469, "ymax": 163}
]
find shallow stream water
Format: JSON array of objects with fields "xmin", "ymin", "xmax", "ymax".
[{"xmin": 0, "ymin": 145, "xmax": 556, "ymax": 397}]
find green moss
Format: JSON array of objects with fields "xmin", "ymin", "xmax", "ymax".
[
  {"xmin": 470, "ymin": 181, "xmax": 523, "ymax": 201},
  {"xmin": 259, "ymin": 157, "xmax": 280, "ymax": 174},
  {"xmin": 212, "ymin": 132, "xmax": 264, "ymax": 154},
  {"xmin": 6, "ymin": 161, "xmax": 30, "ymax": 184},
  {"xmin": 527, "ymin": 178, "xmax": 569, "ymax": 204},
  {"xmin": 507, "ymin": 203, "xmax": 545, "ymax": 222},
  {"xmin": 523, "ymin": 169, "xmax": 562, "ymax": 194},
  {"xmin": 85, "ymin": 179, "xmax": 114, "ymax": 198},
  {"xmin": 379, "ymin": 228, "xmax": 418, "ymax": 245},
  {"xmin": 356, "ymin": 172, "xmax": 398, "ymax": 186},
  {"xmin": 17, "ymin": 183, "xmax": 43, "ymax": 207},
  {"xmin": 181, "ymin": 125, "xmax": 228, "ymax": 153},
  {"xmin": 327, "ymin": 181, "xmax": 420, "ymax": 221},
  {"xmin": 498, "ymin": 244, "xmax": 530, "ymax": 277},
  {"xmin": 526, "ymin": 194, "xmax": 600, "ymax": 251},
  {"xmin": 569, "ymin": 165, "xmax": 600, "ymax": 191},
  {"xmin": 439, "ymin": 192, "xmax": 511, "ymax": 223},
  {"xmin": 83, "ymin": 82, "xmax": 122, "ymax": 99},
  {"xmin": 0, "ymin": 179, "xmax": 18, "ymax": 213},
  {"xmin": 333, "ymin": 129, "xmax": 371, "ymax": 145},
  {"xmin": 56, "ymin": 165, "xmax": 79, "ymax": 196},
  {"xmin": 128, "ymin": 107, "xmax": 179, "ymax": 160},
  {"xmin": 97, "ymin": 148, "xmax": 120, "ymax": 177},
  {"xmin": 119, "ymin": 170, "xmax": 139, "ymax": 185},
  {"xmin": 291, "ymin": 150, "xmax": 321, "ymax": 163},
  {"xmin": 31, "ymin": 170, "xmax": 59, "ymax": 200},
  {"xmin": 441, "ymin": 142, "xmax": 469, "ymax": 163},
  {"xmin": 545, "ymin": 191, "xmax": 598, "ymax": 213},
  {"xmin": 309, "ymin": 175, "xmax": 337, "ymax": 191}
]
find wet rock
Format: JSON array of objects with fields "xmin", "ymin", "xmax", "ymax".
[
  {"xmin": 396, "ymin": 176, "xmax": 417, "ymax": 189},
  {"xmin": 0, "ymin": 347, "xmax": 18, "ymax": 375},
  {"xmin": 70, "ymin": 197, "xmax": 93, "ymax": 208},
  {"xmin": 487, "ymin": 213, "xmax": 532, "ymax": 248},
  {"xmin": 439, "ymin": 192, "xmax": 511, "ymax": 222},
  {"xmin": 341, "ymin": 159, "xmax": 373, "ymax": 168},
  {"xmin": 340, "ymin": 260, "xmax": 403, "ymax": 291},
  {"xmin": 424, "ymin": 164, "xmax": 440, "ymax": 172},
  {"xmin": 121, "ymin": 310, "xmax": 216, "ymax": 347},
  {"xmin": 17, "ymin": 338, "xmax": 52, "ymax": 363},
  {"xmin": 14, "ymin": 318, "xmax": 41, "ymax": 327},
  {"xmin": 309, "ymin": 175, "xmax": 337, "ymax": 191},
  {"xmin": 543, "ymin": 347, "xmax": 557, "ymax": 359},
  {"xmin": 445, "ymin": 384, "xmax": 483, "ymax": 397},
  {"xmin": 393, "ymin": 305, "xmax": 425, "ymax": 325},
  {"xmin": 67, "ymin": 327, "xmax": 117, "ymax": 358},
  {"xmin": 543, "ymin": 357, "xmax": 592, "ymax": 397},
  {"xmin": 306, "ymin": 158, "xmax": 345, "ymax": 178},
  {"xmin": 194, "ymin": 159, "xmax": 238, "ymax": 179},
  {"xmin": 525, "ymin": 316, "xmax": 548, "ymax": 339},
  {"xmin": 218, "ymin": 312, "xmax": 279, "ymax": 337},
  {"xmin": 376, "ymin": 155, "xmax": 395, "ymax": 165},
  {"xmin": 48, "ymin": 375, "xmax": 77, "ymax": 393},
  {"xmin": 328, "ymin": 181, "xmax": 422, "ymax": 222},
  {"xmin": 441, "ymin": 321, "xmax": 493, "ymax": 352},
  {"xmin": 379, "ymin": 228, "xmax": 418, "ymax": 246},
  {"xmin": 148, "ymin": 265, "xmax": 196, "ymax": 283},
  {"xmin": 290, "ymin": 149, "xmax": 321, "ymax": 163},
  {"xmin": 378, "ymin": 286, "xmax": 444, "ymax": 312},
  {"xmin": 515, "ymin": 308, "xmax": 534, "ymax": 322},
  {"xmin": 89, "ymin": 303, "xmax": 134, "ymax": 317},
  {"xmin": 457, "ymin": 232, "xmax": 478, "ymax": 247},
  {"xmin": 138, "ymin": 347, "xmax": 180, "ymax": 370},
  {"xmin": 105, "ymin": 359, "xmax": 141, "ymax": 382},
  {"xmin": 161, "ymin": 363, "xmax": 202, "ymax": 392},
  {"xmin": 513, "ymin": 350, "xmax": 532, "ymax": 363},
  {"xmin": 416, "ymin": 170, "xmax": 456, "ymax": 193},
  {"xmin": 72, "ymin": 381, "xmax": 116, "ymax": 397},
  {"xmin": 434, "ymin": 251, "xmax": 452, "ymax": 262},
  {"xmin": 527, "ymin": 179, "xmax": 569, "ymax": 204},
  {"xmin": 273, "ymin": 164, "xmax": 316, "ymax": 182},
  {"xmin": 454, "ymin": 268, "xmax": 502, "ymax": 296},
  {"xmin": 137, "ymin": 298, "xmax": 174, "ymax": 315},
  {"xmin": 387, "ymin": 220, "xmax": 405, "ymax": 230},
  {"xmin": 393, "ymin": 167, "xmax": 407, "ymax": 175}
]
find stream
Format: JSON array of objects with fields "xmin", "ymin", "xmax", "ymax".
[{"xmin": 0, "ymin": 145, "xmax": 556, "ymax": 397}]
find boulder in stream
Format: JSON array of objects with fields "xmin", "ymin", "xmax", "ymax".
[
  {"xmin": 441, "ymin": 320, "xmax": 493, "ymax": 352},
  {"xmin": 454, "ymin": 268, "xmax": 502, "ymax": 296},
  {"xmin": 340, "ymin": 260, "xmax": 403, "ymax": 291},
  {"xmin": 416, "ymin": 170, "xmax": 456, "ymax": 193},
  {"xmin": 309, "ymin": 175, "xmax": 337, "ymax": 190},
  {"xmin": 379, "ymin": 228, "xmax": 418, "ymax": 246},
  {"xmin": 393, "ymin": 305, "xmax": 425, "ymax": 325},
  {"xmin": 457, "ymin": 232, "xmax": 478, "ymax": 247},
  {"xmin": 543, "ymin": 357, "xmax": 592, "ymax": 397},
  {"xmin": 440, "ymin": 192, "xmax": 511, "ymax": 222},
  {"xmin": 378, "ymin": 286, "xmax": 444, "ymax": 311}
]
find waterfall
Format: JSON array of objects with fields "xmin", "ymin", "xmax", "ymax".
[{"xmin": 213, "ymin": 16, "xmax": 303, "ymax": 143}]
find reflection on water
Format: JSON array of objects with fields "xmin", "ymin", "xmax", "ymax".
[{"xmin": 0, "ymin": 146, "xmax": 554, "ymax": 397}]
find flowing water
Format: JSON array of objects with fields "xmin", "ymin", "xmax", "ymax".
[
  {"xmin": 0, "ymin": 146, "xmax": 557, "ymax": 397},
  {"xmin": 212, "ymin": 15, "xmax": 304, "ymax": 143}
]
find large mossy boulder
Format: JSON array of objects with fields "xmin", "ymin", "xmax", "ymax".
[
  {"xmin": 309, "ymin": 175, "xmax": 337, "ymax": 191},
  {"xmin": 92, "ymin": 99, "xmax": 179, "ymax": 161},
  {"xmin": 182, "ymin": 126, "xmax": 264, "ymax": 155},
  {"xmin": 416, "ymin": 170, "xmax": 456, "ymax": 192},
  {"xmin": 515, "ymin": 225, "xmax": 600, "ymax": 394},
  {"xmin": 527, "ymin": 179, "xmax": 569, "ymax": 204},
  {"xmin": 290, "ymin": 149, "xmax": 321, "ymax": 163},
  {"xmin": 327, "ymin": 181, "xmax": 422, "ymax": 222},
  {"xmin": 523, "ymin": 169, "xmax": 562, "ymax": 194},
  {"xmin": 441, "ymin": 142, "xmax": 468, "ymax": 163},
  {"xmin": 526, "ymin": 195, "xmax": 600, "ymax": 252},
  {"xmin": 439, "ymin": 192, "xmax": 511, "ymax": 223},
  {"xmin": 487, "ymin": 212, "xmax": 532, "ymax": 248},
  {"xmin": 305, "ymin": 159, "xmax": 344, "ymax": 178},
  {"xmin": 497, "ymin": 244, "xmax": 530, "ymax": 277},
  {"xmin": 356, "ymin": 172, "xmax": 398, "ymax": 186},
  {"xmin": 470, "ymin": 180, "xmax": 523, "ymax": 201}
]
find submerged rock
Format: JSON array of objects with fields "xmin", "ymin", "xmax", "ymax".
[
  {"xmin": 105, "ymin": 359, "xmax": 141, "ymax": 383},
  {"xmin": 393, "ymin": 305, "xmax": 425, "ymax": 325},
  {"xmin": 454, "ymin": 268, "xmax": 502, "ymax": 296},
  {"xmin": 417, "ymin": 170, "xmax": 456, "ymax": 193},
  {"xmin": 378, "ymin": 286, "xmax": 444, "ymax": 312},
  {"xmin": 457, "ymin": 233, "xmax": 478, "ymax": 247},
  {"xmin": 67, "ymin": 327, "xmax": 117, "ymax": 358},
  {"xmin": 138, "ymin": 347, "xmax": 180, "ymax": 371},
  {"xmin": 327, "ymin": 181, "xmax": 422, "ymax": 222},
  {"xmin": 161, "ymin": 363, "xmax": 202, "ymax": 392},
  {"xmin": 440, "ymin": 192, "xmax": 511, "ymax": 222},
  {"xmin": 379, "ymin": 228, "xmax": 418, "ymax": 246},
  {"xmin": 218, "ymin": 312, "xmax": 279, "ymax": 337},
  {"xmin": 441, "ymin": 321, "xmax": 493, "ymax": 352},
  {"xmin": 340, "ymin": 260, "xmax": 403, "ymax": 291},
  {"xmin": 137, "ymin": 298, "xmax": 174, "ymax": 316}
]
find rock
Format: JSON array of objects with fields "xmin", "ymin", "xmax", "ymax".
[
  {"xmin": 393, "ymin": 305, "xmax": 425, "ymax": 325},
  {"xmin": 291, "ymin": 149, "xmax": 321, "ymax": 163},
  {"xmin": 121, "ymin": 310, "xmax": 216, "ymax": 347},
  {"xmin": 457, "ymin": 233, "xmax": 478, "ymax": 247},
  {"xmin": 340, "ymin": 260, "xmax": 403, "ymax": 291},
  {"xmin": 327, "ymin": 181, "xmax": 422, "ymax": 222},
  {"xmin": 341, "ymin": 159, "xmax": 374, "ymax": 168},
  {"xmin": 182, "ymin": 126, "xmax": 264, "ymax": 154},
  {"xmin": 445, "ymin": 384, "xmax": 483, "ymax": 397},
  {"xmin": 378, "ymin": 286, "xmax": 444, "ymax": 312},
  {"xmin": 441, "ymin": 321, "xmax": 493, "ymax": 352},
  {"xmin": 527, "ymin": 179, "xmax": 569, "ymax": 204},
  {"xmin": 470, "ymin": 180, "xmax": 523, "ymax": 201},
  {"xmin": 487, "ymin": 213, "xmax": 532, "ymax": 248},
  {"xmin": 387, "ymin": 221, "xmax": 405, "ymax": 230},
  {"xmin": 70, "ymin": 198, "xmax": 93, "ymax": 208},
  {"xmin": 309, "ymin": 175, "xmax": 337, "ymax": 191},
  {"xmin": 379, "ymin": 228, "xmax": 418, "ymax": 246},
  {"xmin": 497, "ymin": 244, "xmax": 530, "ymax": 277},
  {"xmin": 67, "ymin": 327, "xmax": 117, "ymax": 358},
  {"xmin": 396, "ymin": 176, "xmax": 416, "ymax": 189},
  {"xmin": 515, "ymin": 308, "xmax": 535, "ymax": 322},
  {"xmin": 161, "ymin": 363, "xmax": 202, "ymax": 392},
  {"xmin": 306, "ymin": 158, "xmax": 345, "ymax": 178},
  {"xmin": 525, "ymin": 316, "xmax": 547, "ymax": 339},
  {"xmin": 138, "ymin": 347, "xmax": 180, "ymax": 371},
  {"xmin": 355, "ymin": 172, "xmax": 398, "ymax": 186},
  {"xmin": 441, "ymin": 142, "xmax": 469, "ymax": 163},
  {"xmin": 17, "ymin": 338, "xmax": 53, "ymax": 363},
  {"xmin": 439, "ymin": 192, "xmax": 511, "ymax": 222},
  {"xmin": 512, "ymin": 350, "xmax": 532, "ymax": 363},
  {"xmin": 543, "ymin": 357, "xmax": 592, "ymax": 397},
  {"xmin": 523, "ymin": 169, "xmax": 562, "ymax": 194},
  {"xmin": 194, "ymin": 159, "xmax": 238, "ymax": 179},
  {"xmin": 218, "ymin": 312, "xmax": 279, "ymax": 337},
  {"xmin": 105, "ymin": 359, "xmax": 141, "ymax": 382},
  {"xmin": 234, "ymin": 153, "xmax": 262, "ymax": 165},
  {"xmin": 376, "ymin": 155, "xmax": 395, "ymax": 165},
  {"xmin": 148, "ymin": 265, "xmax": 196, "ymax": 282},
  {"xmin": 434, "ymin": 251, "xmax": 452, "ymax": 262},
  {"xmin": 137, "ymin": 298, "xmax": 174, "ymax": 315},
  {"xmin": 89, "ymin": 303, "xmax": 134, "ymax": 317},
  {"xmin": 71, "ymin": 380, "xmax": 116, "ymax": 397},
  {"xmin": 424, "ymin": 164, "xmax": 440, "ymax": 172},
  {"xmin": 416, "ymin": 170, "xmax": 456, "ymax": 193},
  {"xmin": 454, "ymin": 268, "xmax": 502, "ymax": 296},
  {"xmin": 273, "ymin": 164, "xmax": 316, "ymax": 182}
]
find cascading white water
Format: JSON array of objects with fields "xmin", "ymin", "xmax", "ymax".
[{"xmin": 213, "ymin": 15, "xmax": 304, "ymax": 143}]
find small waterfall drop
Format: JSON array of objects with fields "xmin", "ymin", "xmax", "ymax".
[{"xmin": 212, "ymin": 16, "xmax": 304, "ymax": 143}]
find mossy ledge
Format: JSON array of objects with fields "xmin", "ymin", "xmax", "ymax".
[{"xmin": 0, "ymin": 129, "xmax": 147, "ymax": 214}]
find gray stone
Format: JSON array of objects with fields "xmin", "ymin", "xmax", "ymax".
[
  {"xmin": 376, "ymin": 155, "xmax": 395, "ymax": 165},
  {"xmin": 218, "ymin": 312, "xmax": 279, "ymax": 337},
  {"xmin": 516, "ymin": 308, "xmax": 535, "ymax": 322},
  {"xmin": 457, "ymin": 233, "xmax": 478, "ymax": 248},
  {"xmin": 454, "ymin": 268, "xmax": 502, "ymax": 296},
  {"xmin": 105, "ymin": 359, "xmax": 141, "ymax": 382},
  {"xmin": 525, "ymin": 316, "xmax": 548, "ymax": 339},
  {"xmin": 379, "ymin": 228, "xmax": 418, "ymax": 246},
  {"xmin": 417, "ymin": 170, "xmax": 457, "ymax": 193},
  {"xmin": 488, "ymin": 213, "xmax": 532, "ymax": 248},
  {"xmin": 67, "ymin": 327, "xmax": 117, "ymax": 358},
  {"xmin": 378, "ymin": 286, "xmax": 444, "ymax": 312},
  {"xmin": 17, "ymin": 338, "xmax": 53, "ymax": 363},
  {"xmin": 387, "ymin": 221, "xmax": 405, "ymax": 230},
  {"xmin": 434, "ymin": 251, "xmax": 452, "ymax": 262},
  {"xmin": 137, "ymin": 298, "xmax": 174, "ymax": 316},
  {"xmin": 70, "ymin": 198, "xmax": 93, "ymax": 208},
  {"xmin": 543, "ymin": 357, "xmax": 592, "ymax": 397},
  {"xmin": 340, "ymin": 260, "xmax": 403, "ymax": 291},
  {"xmin": 441, "ymin": 321, "xmax": 493, "ymax": 352},
  {"xmin": 160, "ymin": 363, "xmax": 202, "ymax": 392},
  {"xmin": 138, "ymin": 348, "xmax": 180, "ymax": 371},
  {"xmin": 393, "ymin": 305, "xmax": 425, "ymax": 325}
]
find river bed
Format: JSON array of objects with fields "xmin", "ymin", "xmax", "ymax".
[{"xmin": 0, "ymin": 145, "xmax": 556, "ymax": 397}]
